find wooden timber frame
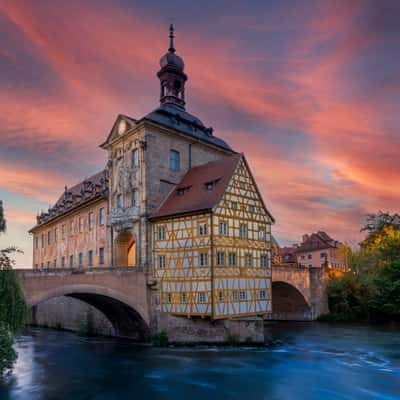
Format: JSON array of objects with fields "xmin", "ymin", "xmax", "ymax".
[{"xmin": 152, "ymin": 156, "xmax": 274, "ymax": 319}]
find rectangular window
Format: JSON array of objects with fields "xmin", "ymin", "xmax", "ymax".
[
  {"xmin": 69, "ymin": 255, "xmax": 74, "ymax": 268},
  {"xmin": 131, "ymin": 148, "xmax": 139, "ymax": 168},
  {"xmin": 233, "ymin": 290, "xmax": 238, "ymax": 302},
  {"xmin": 61, "ymin": 257, "xmax": 65, "ymax": 268},
  {"xmin": 78, "ymin": 252, "xmax": 83, "ymax": 268},
  {"xmin": 47, "ymin": 261, "xmax": 50, "ymax": 269},
  {"xmin": 249, "ymin": 205, "xmax": 255, "ymax": 213},
  {"xmin": 181, "ymin": 292, "xmax": 186, "ymax": 304},
  {"xmin": 79, "ymin": 217, "xmax": 84, "ymax": 233},
  {"xmin": 308, "ymin": 254, "xmax": 312, "ymax": 259},
  {"xmin": 166, "ymin": 293, "xmax": 172, "ymax": 304},
  {"xmin": 216, "ymin": 251, "xmax": 225, "ymax": 266},
  {"xmin": 117, "ymin": 194, "xmax": 123, "ymax": 208},
  {"xmin": 99, "ymin": 247, "xmax": 104, "ymax": 265},
  {"xmin": 228, "ymin": 252, "xmax": 237, "ymax": 266},
  {"xmin": 169, "ymin": 150, "xmax": 180, "ymax": 171},
  {"xmin": 198, "ymin": 222, "xmax": 207, "ymax": 236},
  {"xmin": 158, "ymin": 255, "xmax": 166, "ymax": 269},
  {"xmin": 54, "ymin": 228, "xmax": 58, "ymax": 242},
  {"xmin": 53, "ymin": 259, "xmax": 57, "ymax": 268},
  {"xmin": 157, "ymin": 226, "xmax": 165, "ymax": 241},
  {"xmin": 260, "ymin": 254, "xmax": 268, "ymax": 267},
  {"xmin": 231, "ymin": 201, "xmax": 237, "ymax": 209},
  {"xmin": 259, "ymin": 226, "xmax": 266, "ymax": 240},
  {"xmin": 199, "ymin": 252, "xmax": 208, "ymax": 266},
  {"xmin": 40, "ymin": 262, "xmax": 44, "ymax": 269},
  {"xmin": 99, "ymin": 208, "xmax": 105, "ymax": 225},
  {"xmin": 219, "ymin": 221, "xmax": 228, "ymax": 235},
  {"xmin": 132, "ymin": 189, "xmax": 139, "ymax": 207},
  {"xmin": 239, "ymin": 290, "xmax": 247, "ymax": 300},
  {"xmin": 308, "ymin": 264, "xmax": 312, "ymax": 268},
  {"xmin": 88, "ymin": 212, "xmax": 94, "ymax": 230},
  {"xmin": 62, "ymin": 224, "xmax": 65, "ymax": 239},
  {"xmin": 41, "ymin": 234, "xmax": 44, "ymax": 248},
  {"xmin": 47, "ymin": 230, "xmax": 51, "ymax": 245},
  {"xmin": 35, "ymin": 236, "xmax": 38, "ymax": 249},
  {"xmin": 301, "ymin": 255, "xmax": 305, "ymax": 260},
  {"xmin": 320, "ymin": 252, "xmax": 327, "ymax": 258},
  {"xmin": 218, "ymin": 291, "xmax": 224, "ymax": 302},
  {"xmin": 88, "ymin": 250, "xmax": 93, "ymax": 267},
  {"xmin": 239, "ymin": 223, "xmax": 247, "ymax": 238},
  {"xmin": 70, "ymin": 220, "xmax": 74, "ymax": 235},
  {"xmin": 198, "ymin": 292, "xmax": 206, "ymax": 304},
  {"xmin": 245, "ymin": 253, "xmax": 253, "ymax": 267},
  {"xmin": 259, "ymin": 290, "xmax": 266, "ymax": 300}
]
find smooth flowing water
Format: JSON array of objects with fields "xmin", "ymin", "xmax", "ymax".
[{"xmin": 1, "ymin": 323, "xmax": 399, "ymax": 400}]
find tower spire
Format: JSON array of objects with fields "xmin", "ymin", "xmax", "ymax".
[
  {"xmin": 157, "ymin": 24, "xmax": 188, "ymax": 109},
  {"xmin": 169, "ymin": 24, "xmax": 175, "ymax": 53}
]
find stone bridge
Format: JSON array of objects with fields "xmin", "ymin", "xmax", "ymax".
[
  {"xmin": 18, "ymin": 265, "xmax": 333, "ymax": 340},
  {"xmin": 268, "ymin": 265, "xmax": 332, "ymax": 320},
  {"xmin": 18, "ymin": 267, "xmax": 154, "ymax": 340}
]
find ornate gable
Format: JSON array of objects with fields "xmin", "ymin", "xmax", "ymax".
[{"xmin": 100, "ymin": 114, "xmax": 136, "ymax": 148}]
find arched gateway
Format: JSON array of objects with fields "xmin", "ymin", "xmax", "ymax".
[{"xmin": 19, "ymin": 268, "xmax": 151, "ymax": 340}]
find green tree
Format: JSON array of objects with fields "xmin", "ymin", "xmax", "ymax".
[
  {"xmin": 325, "ymin": 213, "xmax": 400, "ymax": 322},
  {"xmin": 0, "ymin": 201, "xmax": 28, "ymax": 376}
]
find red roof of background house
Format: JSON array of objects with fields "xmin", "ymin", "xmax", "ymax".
[
  {"xmin": 295, "ymin": 231, "xmax": 339, "ymax": 253},
  {"xmin": 150, "ymin": 154, "xmax": 242, "ymax": 219}
]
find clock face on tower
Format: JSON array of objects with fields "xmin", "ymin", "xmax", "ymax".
[{"xmin": 118, "ymin": 120, "xmax": 127, "ymax": 135}]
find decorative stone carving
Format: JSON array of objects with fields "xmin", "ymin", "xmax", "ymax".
[{"xmin": 109, "ymin": 207, "xmax": 139, "ymax": 226}]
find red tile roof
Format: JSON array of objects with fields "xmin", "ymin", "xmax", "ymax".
[
  {"xmin": 295, "ymin": 231, "xmax": 339, "ymax": 253},
  {"xmin": 150, "ymin": 154, "xmax": 242, "ymax": 219}
]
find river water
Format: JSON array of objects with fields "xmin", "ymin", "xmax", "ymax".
[{"xmin": 0, "ymin": 323, "xmax": 399, "ymax": 400}]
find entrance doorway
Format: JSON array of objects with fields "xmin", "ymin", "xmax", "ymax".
[{"xmin": 114, "ymin": 231, "xmax": 136, "ymax": 267}]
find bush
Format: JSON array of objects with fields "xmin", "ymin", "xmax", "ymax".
[
  {"xmin": 0, "ymin": 323, "xmax": 17, "ymax": 376},
  {"xmin": 151, "ymin": 331, "xmax": 169, "ymax": 347}
]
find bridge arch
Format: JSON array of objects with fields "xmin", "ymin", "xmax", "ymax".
[
  {"xmin": 270, "ymin": 281, "xmax": 312, "ymax": 321},
  {"xmin": 27, "ymin": 284, "xmax": 150, "ymax": 340}
]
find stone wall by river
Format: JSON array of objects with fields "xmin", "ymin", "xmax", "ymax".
[{"xmin": 30, "ymin": 296, "xmax": 114, "ymax": 336}]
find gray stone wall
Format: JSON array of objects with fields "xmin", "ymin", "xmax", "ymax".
[
  {"xmin": 30, "ymin": 296, "xmax": 113, "ymax": 336},
  {"xmin": 157, "ymin": 313, "xmax": 264, "ymax": 343}
]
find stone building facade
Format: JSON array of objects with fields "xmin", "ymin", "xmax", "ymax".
[{"xmin": 30, "ymin": 25, "xmax": 274, "ymax": 328}]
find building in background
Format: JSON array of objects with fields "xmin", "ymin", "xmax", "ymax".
[
  {"xmin": 29, "ymin": 25, "xmax": 274, "ymax": 320},
  {"xmin": 294, "ymin": 231, "xmax": 347, "ymax": 270}
]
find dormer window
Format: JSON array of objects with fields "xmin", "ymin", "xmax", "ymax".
[
  {"xmin": 204, "ymin": 178, "xmax": 220, "ymax": 191},
  {"xmin": 176, "ymin": 186, "xmax": 191, "ymax": 196}
]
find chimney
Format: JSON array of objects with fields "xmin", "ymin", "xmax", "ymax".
[{"xmin": 302, "ymin": 234, "xmax": 309, "ymax": 243}]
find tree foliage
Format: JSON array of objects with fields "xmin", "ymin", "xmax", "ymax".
[
  {"xmin": 0, "ymin": 200, "xmax": 28, "ymax": 376},
  {"xmin": 326, "ymin": 213, "xmax": 400, "ymax": 322}
]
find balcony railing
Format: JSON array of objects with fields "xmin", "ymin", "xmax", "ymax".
[{"xmin": 109, "ymin": 206, "xmax": 140, "ymax": 226}]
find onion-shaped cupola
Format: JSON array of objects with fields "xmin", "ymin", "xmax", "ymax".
[{"xmin": 157, "ymin": 24, "xmax": 188, "ymax": 109}]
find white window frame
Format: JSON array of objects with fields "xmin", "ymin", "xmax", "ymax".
[
  {"xmin": 158, "ymin": 226, "xmax": 165, "ymax": 241},
  {"xmin": 198, "ymin": 292, "xmax": 206, "ymax": 304},
  {"xmin": 216, "ymin": 251, "xmax": 225, "ymax": 266},
  {"xmin": 198, "ymin": 222, "xmax": 207, "ymax": 236},
  {"xmin": 132, "ymin": 189, "xmax": 139, "ymax": 207},
  {"xmin": 199, "ymin": 252, "xmax": 208, "ymax": 267},
  {"xmin": 158, "ymin": 255, "xmax": 166, "ymax": 269},
  {"xmin": 228, "ymin": 252, "xmax": 237, "ymax": 266},
  {"xmin": 239, "ymin": 223, "xmax": 247, "ymax": 238},
  {"xmin": 219, "ymin": 221, "xmax": 228, "ymax": 235}
]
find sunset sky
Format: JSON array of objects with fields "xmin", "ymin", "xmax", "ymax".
[{"xmin": 0, "ymin": 0, "xmax": 399, "ymax": 266}]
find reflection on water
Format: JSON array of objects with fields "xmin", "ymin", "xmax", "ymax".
[{"xmin": 0, "ymin": 323, "xmax": 400, "ymax": 400}]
